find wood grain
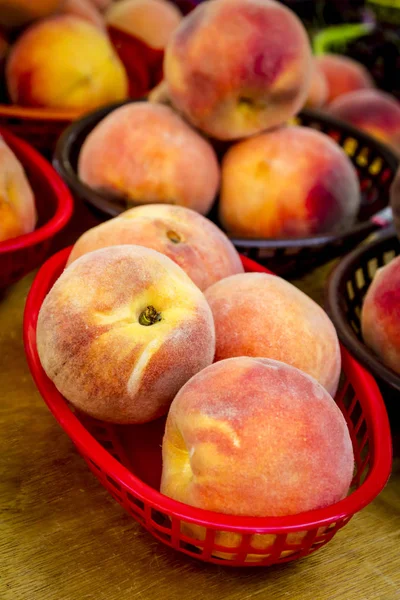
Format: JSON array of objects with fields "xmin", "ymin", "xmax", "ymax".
[{"xmin": 1, "ymin": 209, "xmax": 399, "ymax": 600}]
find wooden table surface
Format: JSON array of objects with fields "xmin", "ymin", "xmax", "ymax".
[{"xmin": 1, "ymin": 206, "xmax": 400, "ymax": 600}]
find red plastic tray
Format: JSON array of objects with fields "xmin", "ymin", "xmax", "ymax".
[
  {"xmin": 23, "ymin": 247, "xmax": 392, "ymax": 567},
  {"xmin": 0, "ymin": 128, "xmax": 73, "ymax": 288}
]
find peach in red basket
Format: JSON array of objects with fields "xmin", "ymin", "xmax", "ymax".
[
  {"xmin": 161, "ymin": 357, "xmax": 354, "ymax": 520},
  {"xmin": 164, "ymin": 0, "xmax": 312, "ymax": 140},
  {"xmin": 78, "ymin": 102, "xmax": 220, "ymax": 215},
  {"xmin": 36, "ymin": 245, "xmax": 215, "ymax": 424},
  {"xmin": 361, "ymin": 256, "xmax": 400, "ymax": 375},
  {"xmin": 6, "ymin": 15, "xmax": 128, "ymax": 110},
  {"xmin": 0, "ymin": 136, "xmax": 36, "ymax": 242},
  {"xmin": 67, "ymin": 204, "xmax": 244, "ymax": 291},
  {"xmin": 316, "ymin": 54, "xmax": 374, "ymax": 104},
  {"xmin": 329, "ymin": 89, "xmax": 400, "ymax": 156},
  {"xmin": 205, "ymin": 272, "xmax": 341, "ymax": 395},
  {"xmin": 219, "ymin": 126, "xmax": 361, "ymax": 238}
]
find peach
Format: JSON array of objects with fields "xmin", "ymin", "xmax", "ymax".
[
  {"xmin": 6, "ymin": 16, "xmax": 128, "ymax": 110},
  {"xmin": 106, "ymin": 0, "xmax": 182, "ymax": 50},
  {"xmin": 164, "ymin": 0, "xmax": 312, "ymax": 140},
  {"xmin": 316, "ymin": 54, "xmax": 374, "ymax": 104},
  {"xmin": 305, "ymin": 61, "xmax": 328, "ymax": 109},
  {"xmin": 59, "ymin": 0, "xmax": 105, "ymax": 29},
  {"xmin": 161, "ymin": 357, "xmax": 354, "ymax": 520},
  {"xmin": 0, "ymin": 136, "xmax": 36, "ymax": 242},
  {"xmin": 0, "ymin": 0, "xmax": 61, "ymax": 28},
  {"xmin": 219, "ymin": 126, "xmax": 361, "ymax": 238},
  {"xmin": 205, "ymin": 272, "xmax": 341, "ymax": 396},
  {"xmin": 67, "ymin": 204, "xmax": 244, "ymax": 291},
  {"xmin": 361, "ymin": 256, "xmax": 400, "ymax": 375},
  {"xmin": 37, "ymin": 245, "xmax": 216, "ymax": 424},
  {"xmin": 78, "ymin": 102, "xmax": 220, "ymax": 215},
  {"xmin": 328, "ymin": 89, "xmax": 400, "ymax": 155}
]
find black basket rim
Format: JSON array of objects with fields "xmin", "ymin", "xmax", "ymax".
[
  {"xmin": 325, "ymin": 228, "xmax": 400, "ymax": 392},
  {"xmin": 53, "ymin": 100, "xmax": 400, "ymax": 249}
]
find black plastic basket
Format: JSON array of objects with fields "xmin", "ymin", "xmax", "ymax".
[
  {"xmin": 53, "ymin": 100, "xmax": 399, "ymax": 277},
  {"xmin": 326, "ymin": 228, "xmax": 400, "ymax": 403}
]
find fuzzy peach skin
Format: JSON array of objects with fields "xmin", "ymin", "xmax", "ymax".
[
  {"xmin": 6, "ymin": 16, "xmax": 128, "ymax": 110},
  {"xmin": 59, "ymin": 0, "xmax": 106, "ymax": 28},
  {"xmin": 0, "ymin": 0, "xmax": 61, "ymax": 28},
  {"xmin": 67, "ymin": 204, "xmax": 244, "ymax": 291},
  {"xmin": 37, "ymin": 245, "xmax": 215, "ymax": 424},
  {"xmin": 106, "ymin": 0, "xmax": 182, "ymax": 50},
  {"xmin": 78, "ymin": 102, "xmax": 220, "ymax": 214},
  {"xmin": 205, "ymin": 272, "xmax": 341, "ymax": 396},
  {"xmin": 361, "ymin": 256, "xmax": 400, "ymax": 375},
  {"xmin": 164, "ymin": 0, "xmax": 312, "ymax": 141},
  {"xmin": 316, "ymin": 54, "xmax": 374, "ymax": 104},
  {"xmin": 219, "ymin": 126, "xmax": 361, "ymax": 238},
  {"xmin": 0, "ymin": 137, "xmax": 36, "ymax": 242},
  {"xmin": 305, "ymin": 61, "xmax": 328, "ymax": 109},
  {"xmin": 329, "ymin": 89, "xmax": 400, "ymax": 156},
  {"xmin": 161, "ymin": 357, "xmax": 353, "ymax": 519}
]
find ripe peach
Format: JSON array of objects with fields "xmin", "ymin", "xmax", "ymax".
[
  {"xmin": 106, "ymin": 0, "xmax": 182, "ymax": 50},
  {"xmin": 219, "ymin": 126, "xmax": 361, "ymax": 238},
  {"xmin": 67, "ymin": 204, "xmax": 244, "ymax": 291},
  {"xmin": 316, "ymin": 54, "xmax": 374, "ymax": 104},
  {"xmin": 161, "ymin": 357, "xmax": 354, "ymax": 520},
  {"xmin": 78, "ymin": 102, "xmax": 220, "ymax": 215},
  {"xmin": 0, "ymin": 136, "xmax": 36, "ymax": 242},
  {"xmin": 205, "ymin": 272, "xmax": 341, "ymax": 396},
  {"xmin": 6, "ymin": 16, "xmax": 128, "ymax": 110},
  {"xmin": 329, "ymin": 89, "xmax": 400, "ymax": 155},
  {"xmin": 60, "ymin": 0, "xmax": 105, "ymax": 29},
  {"xmin": 0, "ymin": 0, "xmax": 60, "ymax": 28},
  {"xmin": 37, "ymin": 245, "xmax": 216, "ymax": 424},
  {"xmin": 164, "ymin": 0, "xmax": 312, "ymax": 140},
  {"xmin": 305, "ymin": 61, "xmax": 328, "ymax": 109},
  {"xmin": 361, "ymin": 256, "xmax": 400, "ymax": 375}
]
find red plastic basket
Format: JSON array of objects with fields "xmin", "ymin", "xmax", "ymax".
[
  {"xmin": 23, "ymin": 247, "xmax": 392, "ymax": 567},
  {"xmin": 0, "ymin": 128, "xmax": 74, "ymax": 288}
]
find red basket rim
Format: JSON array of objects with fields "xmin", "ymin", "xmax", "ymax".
[
  {"xmin": 23, "ymin": 247, "xmax": 393, "ymax": 534},
  {"xmin": 0, "ymin": 128, "xmax": 74, "ymax": 254}
]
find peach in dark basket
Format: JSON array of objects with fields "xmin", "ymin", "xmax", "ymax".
[
  {"xmin": 161, "ymin": 357, "xmax": 354, "ymax": 556},
  {"xmin": 316, "ymin": 54, "xmax": 374, "ymax": 104},
  {"xmin": 36, "ymin": 245, "xmax": 216, "ymax": 424},
  {"xmin": 164, "ymin": 0, "xmax": 312, "ymax": 141},
  {"xmin": 361, "ymin": 255, "xmax": 400, "ymax": 375},
  {"xmin": 205, "ymin": 272, "xmax": 341, "ymax": 396},
  {"xmin": 78, "ymin": 102, "xmax": 220, "ymax": 215},
  {"xmin": 66, "ymin": 204, "xmax": 244, "ymax": 291},
  {"xmin": 219, "ymin": 126, "xmax": 361, "ymax": 238}
]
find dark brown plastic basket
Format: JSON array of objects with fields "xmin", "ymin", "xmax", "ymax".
[
  {"xmin": 326, "ymin": 228, "xmax": 400, "ymax": 398},
  {"xmin": 53, "ymin": 101, "xmax": 399, "ymax": 277}
]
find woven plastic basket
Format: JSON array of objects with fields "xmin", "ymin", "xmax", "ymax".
[
  {"xmin": 23, "ymin": 247, "xmax": 392, "ymax": 567},
  {"xmin": 0, "ymin": 128, "xmax": 73, "ymax": 288},
  {"xmin": 53, "ymin": 101, "xmax": 399, "ymax": 277}
]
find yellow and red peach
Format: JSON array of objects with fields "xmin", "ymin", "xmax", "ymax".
[
  {"xmin": 67, "ymin": 204, "xmax": 244, "ymax": 291},
  {"xmin": 37, "ymin": 245, "xmax": 216, "ymax": 424},
  {"xmin": 0, "ymin": 0, "xmax": 61, "ymax": 28},
  {"xmin": 6, "ymin": 15, "xmax": 128, "ymax": 110},
  {"xmin": 78, "ymin": 102, "xmax": 220, "ymax": 215},
  {"xmin": 361, "ymin": 256, "xmax": 400, "ymax": 375},
  {"xmin": 305, "ymin": 61, "xmax": 328, "ymax": 109},
  {"xmin": 161, "ymin": 357, "xmax": 354, "ymax": 519},
  {"xmin": 0, "ymin": 137, "xmax": 36, "ymax": 242},
  {"xmin": 219, "ymin": 126, "xmax": 361, "ymax": 238},
  {"xmin": 329, "ymin": 89, "xmax": 400, "ymax": 155},
  {"xmin": 316, "ymin": 54, "xmax": 374, "ymax": 104},
  {"xmin": 164, "ymin": 0, "xmax": 312, "ymax": 140},
  {"xmin": 205, "ymin": 272, "xmax": 341, "ymax": 396},
  {"xmin": 106, "ymin": 0, "xmax": 182, "ymax": 50}
]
